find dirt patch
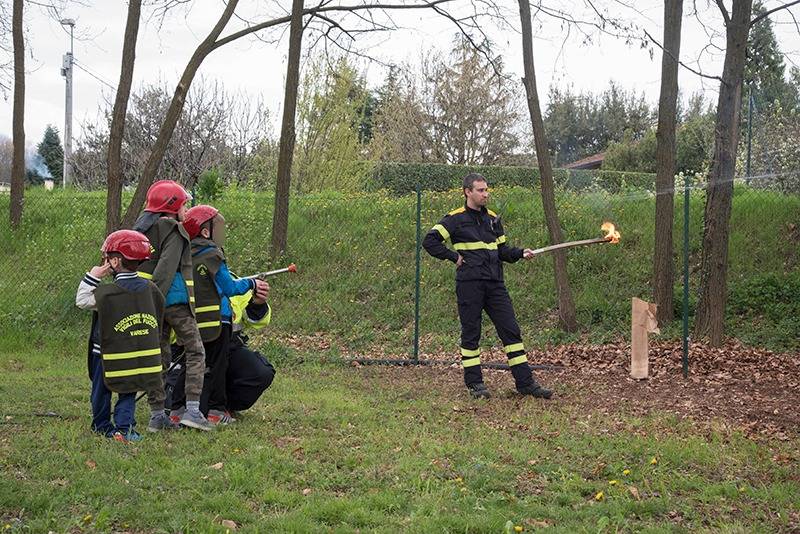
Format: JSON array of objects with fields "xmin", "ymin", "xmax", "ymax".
[{"xmin": 281, "ymin": 334, "xmax": 800, "ymax": 439}]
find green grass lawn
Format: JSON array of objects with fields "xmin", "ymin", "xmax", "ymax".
[{"xmin": 1, "ymin": 338, "xmax": 798, "ymax": 533}]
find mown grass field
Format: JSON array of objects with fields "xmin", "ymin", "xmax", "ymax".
[
  {"xmin": 1, "ymin": 186, "xmax": 798, "ymax": 532},
  {"xmin": 1, "ymin": 337, "xmax": 799, "ymax": 533}
]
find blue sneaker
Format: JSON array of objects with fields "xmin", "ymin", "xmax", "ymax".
[{"xmin": 118, "ymin": 428, "xmax": 144, "ymax": 442}]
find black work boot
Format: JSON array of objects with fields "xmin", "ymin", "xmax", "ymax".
[
  {"xmin": 467, "ymin": 382, "xmax": 491, "ymax": 399},
  {"xmin": 516, "ymin": 383, "xmax": 553, "ymax": 399}
]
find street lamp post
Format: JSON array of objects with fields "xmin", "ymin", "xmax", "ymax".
[{"xmin": 60, "ymin": 18, "xmax": 75, "ymax": 188}]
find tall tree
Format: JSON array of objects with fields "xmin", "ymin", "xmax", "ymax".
[
  {"xmin": 117, "ymin": 0, "xmax": 460, "ymax": 229},
  {"xmin": 695, "ymin": 0, "xmax": 800, "ymax": 344},
  {"xmin": 544, "ymin": 82, "xmax": 654, "ymax": 166},
  {"xmin": 695, "ymin": 0, "xmax": 753, "ymax": 345},
  {"xmin": 37, "ymin": 125, "xmax": 64, "ymax": 181},
  {"xmin": 518, "ymin": 0, "xmax": 578, "ymax": 332},
  {"xmin": 120, "ymin": 0, "xmax": 239, "ymax": 228},
  {"xmin": 653, "ymin": 0, "xmax": 683, "ymax": 326},
  {"xmin": 270, "ymin": 0, "xmax": 304, "ymax": 258},
  {"xmin": 106, "ymin": 0, "xmax": 141, "ymax": 233},
  {"xmin": 294, "ymin": 57, "xmax": 371, "ymax": 193},
  {"xmin": 426, "ymin": 37, "xmax": 519, "ymax": 165},
  {"xmin": 9, "ymin": 0, "xmax": 24, "ymax": 229},
  {"xmin": 745, "ymin": 1, "xmax": 795, "ymax": 109}
]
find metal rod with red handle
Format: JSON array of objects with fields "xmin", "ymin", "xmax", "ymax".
[{"xmin": 244, "ymin": 263, "xmax": 298, "ymax": 279}]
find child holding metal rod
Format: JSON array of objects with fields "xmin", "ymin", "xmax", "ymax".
[{"xmin": 167, "ymin": 205, "xmax": 268, "ymax": 426}]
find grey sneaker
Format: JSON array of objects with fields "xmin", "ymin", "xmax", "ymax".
[
  {"xmin": 467, "ymin": 382, "xmax": 491, "ymax": 399},
  {"xmin": 148, "ymin": 412, "xmax": 180, "ymax": 433},
  {"xmin": 180, "ymin": 409, "xmax": 214, "ymax": 431}
]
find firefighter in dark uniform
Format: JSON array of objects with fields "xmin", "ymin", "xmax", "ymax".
[{"xmin": 423, "ymin": 173, "xmax": 552, "ymax": 400}]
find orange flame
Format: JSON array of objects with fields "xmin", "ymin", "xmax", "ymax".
[{"xmin": 601, "ymin": 222, "xmax": 621, "ymax": 244}]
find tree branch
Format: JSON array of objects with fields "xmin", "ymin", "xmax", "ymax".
[
  {"xmin": 715, "ymin": 0, "xmax": 731, "ymax": 26},
  {"xmin": 751, "ymin": 0, "xmax": 800, "ymax": 26},
  {"xmin": 642, "ymin": 28, "xmax": 724, "ymax": 82}
]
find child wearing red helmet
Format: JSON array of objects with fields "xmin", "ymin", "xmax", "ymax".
[
  {"xmin": 133, "ymin": 180, "xmax": 213, "ymax": 431},
  {"xmin": 167, "ymin": 205, "xmax": 266, "ymax": 426},
  {"xmin": 75, "ymin": 230, "xmax": 166, "ymax": 442}
]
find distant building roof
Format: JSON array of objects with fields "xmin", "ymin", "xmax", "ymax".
[{"xmin": 563, "ymin": 153, "xmax": 604, "ymax": 170}]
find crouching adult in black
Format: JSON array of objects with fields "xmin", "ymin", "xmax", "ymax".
[{"xmin": 167, "ymin": 280, "xmax": 275, "ymax": 421}]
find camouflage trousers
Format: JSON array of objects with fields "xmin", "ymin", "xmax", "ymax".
[{"xmin": 148, "ymin": 304, "xmax": 206, "ymax": 411}]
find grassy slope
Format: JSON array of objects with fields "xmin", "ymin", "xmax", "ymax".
[
  {"xmin": 1, "ymin": 186, "xmax": 797, "ymax": 352},
  {"xmin": 0, "ymin": 340, "xmax": 798, "ymax": 533}
]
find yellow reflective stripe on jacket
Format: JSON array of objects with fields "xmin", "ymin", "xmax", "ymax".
[
  {"xmin": 137, "ymin": 271, "xmax": 153, "ymax": 279},
  {"xmin": 496, "ymin": 235, "xmax": 507, "ymax": 244},
  {"xmin": 197, "ymin": 320, "xmax": 221, "ymax": 329},
  {"xmin": 460, "ymin": 347, "xmax": 480, "ymax": 357},
  {"xmin": 432, "ymin": 224, "xmax": 450, "ymax": 241},
  {"xmin": 504, "ymin": 343, "xmax": 525, "ymax": 353},
  {"xmin": 102, "ymin": 348, "xmax": 161, "ymax": 361},
  {"xmin": 185, "ymin": 280, "xmax": 194, "ymax": 286},
  {"xmin": 195, "ymin": 305, "xmax": 221, "ymax": 313},
  {"xmin": 454, "ymin": 241, "xmax": 498, "ymax": 251},
  {"xmin": 507, "ymin": 355, "xmax": 528, "ymax": 366},
  {"xmin": 462, "ymin": 357, "xmax": 482, "ymax": 368},
  {"xmin": 105, "ymin": 365, "xmax": 162, "ymax": 378}
]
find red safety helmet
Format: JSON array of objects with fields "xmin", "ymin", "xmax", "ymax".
[
  {"xmin": 101, "ymin": 230, "xmax": 152, "ymax": 261},
  {"xmin": 183, "ymin": 205, "xmax": 220, "ymax": 240},
  {"xmin": 144, "ymin": 180, "xmax": 191, "ymax": 214}
]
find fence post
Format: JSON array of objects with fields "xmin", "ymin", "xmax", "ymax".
[
  {"xmin": 682, "ymin": 173, "xmax": 690, "ymax": 378},
  {"xmin": 413, "ymin": 183, "xmax": 421, "ymax": 363}
]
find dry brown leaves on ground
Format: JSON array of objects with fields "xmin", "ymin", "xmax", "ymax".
[{"xmin": 277, "ymin": 334, "xmax": 799, "ymax": 439}]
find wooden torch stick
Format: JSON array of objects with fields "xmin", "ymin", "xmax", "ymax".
[{"xmin": 531, "ymin": 237, "xmax": 612, "ymax": 255}]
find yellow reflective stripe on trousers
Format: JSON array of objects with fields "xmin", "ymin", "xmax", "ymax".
[
  {"xmin": 197, "ymin": 321, "xmax": 221, "ymax": 329},
  {"xmin": 432, "ymin": 224, "xmax": 450, "ymax": 241},
  {"xmin": 504, "ymin": 343, "xmax": 525, "ymax": 354},
  {"xmin": 102, "ymin": 348, "xmax": 161, "ymax": 361},
  {"xmin": 185, "ymin": 280, "xmax": 194, "ymax": 286},
  {"xmin": 507, "ymin": 355, "xmax": 528, "ymax": 366},
  {"xmin": 453, "ymin": 241, "xmax": 498, "ymax": 251},
  {"xmin": 194, "ymin": 305, "xmax": 221, "ymax": 313},
  {"xmin": 105, "ymin": 365, "xmax": 162, "ymax": 378},
  {"xmin": 460, "ymin": 347, "xmax": 480, "ymax": 357},
  {"xmin": 137, "ymin": 271, "xmax": 153, "ymax": 279},
  {"xmin": 462, "ymin": 357, "xmax": 482, "ymax": 368}
]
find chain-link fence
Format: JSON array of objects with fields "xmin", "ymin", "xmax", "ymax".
[{"xmin": 1, "ymin": 172, "xmax": 797, "ymax": 362}]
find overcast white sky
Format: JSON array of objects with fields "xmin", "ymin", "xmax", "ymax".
[{"xmin": 3, "ymin": 0, "xmax": 800, "ymax": 148}]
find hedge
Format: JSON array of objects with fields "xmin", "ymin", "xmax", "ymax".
[{"xmin": 366, "ymin": 161, "xmax": 656, "ymax": 195}]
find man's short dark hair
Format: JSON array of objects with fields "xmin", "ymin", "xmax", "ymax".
[{"xmin": 463, "ymin": 172, "xmax": 488, "ymax": 191}]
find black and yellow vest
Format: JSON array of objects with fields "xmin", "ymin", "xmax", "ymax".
[
  {"xmin": 191, "ymin": 238, "xmax": 225, "ymax": 342},
  {"xmin": 94, "ymin": 282, "xmax": 164, "ymax": 394},
  {"xmin": 137, "ymin": 217, "xmax": 195, "ymax": 313}
]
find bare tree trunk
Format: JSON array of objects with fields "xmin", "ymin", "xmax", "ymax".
[
  {"xmin": 270, "ymin": 0, "xmax": 304, "ymax": 258},
  {"xmin": 9, "ymin": 0, "xmax": 24, "ymax": 229},
  {"xmin": 653, "ymin": 0, "xmax": 683, "ymax": 326},
  {"xmin": 695, "ymin": 0, "xmax": 752, "ymax": 345},
  {"xmin": 517, "ymin": 0, "xmax": 578, "ymax": 332},
  {"xmin": 106, "ymin": 0, "xmax": 141, "ymax": 234},
  {"xmin": 120, "ymin": 0, "xmax": 239, "ymax": 228}
]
